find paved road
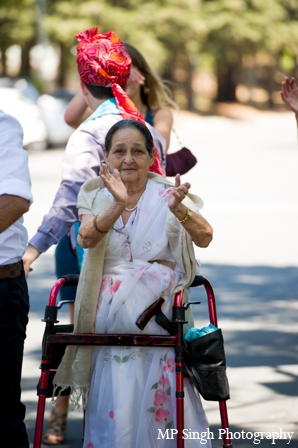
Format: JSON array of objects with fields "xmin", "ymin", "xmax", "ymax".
[{"xmin": 22, "ymin": 108, "xmax": 298, "ymax": 447}]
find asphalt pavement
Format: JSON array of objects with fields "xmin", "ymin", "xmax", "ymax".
[{"xmin": 22, "ymin": 106, "xmax": 298, "ymax": 447}]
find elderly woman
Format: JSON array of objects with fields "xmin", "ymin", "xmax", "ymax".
[{"xmin": 54, "ymin": 119, "xmax": 213, "ymax": 448}]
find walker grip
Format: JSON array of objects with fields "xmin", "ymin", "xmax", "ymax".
[
  {"xmin": 61, "ymin": 274, "xmax": 79, "ymax": 286},
  {"xmin": 136, "ymin": 297, "xmax": 165, "ymax": 330}
]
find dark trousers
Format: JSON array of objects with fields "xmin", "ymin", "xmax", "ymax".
[{"xmin": 0, "ymin": 269, "xmax": 29, "ymax": 448}]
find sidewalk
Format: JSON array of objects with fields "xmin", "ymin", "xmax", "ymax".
[{"xmin": 23, "ymin": 107, "xmax": 298, "ymax": 447}]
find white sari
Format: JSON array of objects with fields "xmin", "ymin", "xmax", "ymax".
[{"xmin": 83, "ymin": 180, "xmax": 211, "ymax": 448}]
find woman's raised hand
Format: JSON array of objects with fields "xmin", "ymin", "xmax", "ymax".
[
  {"xmin": 129, "ymin": 67, "xmax": 145, "ymax": 85},
  {"xmin": 280, "ymin": 77, "xmax": 298, "ymax": 115},
  {"xmin": 100, "ymin": 164, "xmax": 128, "ymax": 208},
  {"xmin": 168, "ymin": 174, "xmax": 191, "ymax": 212}
]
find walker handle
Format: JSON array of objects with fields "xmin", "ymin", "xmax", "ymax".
[
  {"xmin": 136, "ymin": 297, "xmax": 165, "ymax": 330},
  {"xmin": 60, "ymin": 274, "xmax": 79, "ymax": 286}
]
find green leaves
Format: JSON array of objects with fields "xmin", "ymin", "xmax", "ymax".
[
  {"xmin": 165, "ymin": 421, "xmax": 173, "ymax": 430},
  {"xmin": 113, "ymin": 353, "xmax": 133, "ymax": 363},
  {"xmin": 2, "ymin": 0, "xmax": 298, "ymax": 104}
]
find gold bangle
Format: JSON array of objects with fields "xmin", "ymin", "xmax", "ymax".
[
  {"xmin": 93, "ymin": 215, "xmax": 109, "ymax": 233},
  {"xmin": 178, "ymin": 208, "xmax": 192, "ymax": 223}
]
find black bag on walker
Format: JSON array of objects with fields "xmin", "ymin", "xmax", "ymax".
[{"xmin": 184, "ymin": 328, "xmax": 230, "ymax": 401}]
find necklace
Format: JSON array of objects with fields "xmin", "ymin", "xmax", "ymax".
[
  {"xmin": 125, "ymin": 184, "xmax": 146, "ymax": 212},
  {"xmin": 125, "ymin": 204, "xmax": 138, "ymax": 212}
]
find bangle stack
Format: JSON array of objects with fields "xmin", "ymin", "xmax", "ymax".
[
  {"xmin": 93, "ymin": 215, "xmax": 109, "ymax": 233},
  {"xmin": 177, "ymin": 208, "xmax": 192, "ymax": 223}
]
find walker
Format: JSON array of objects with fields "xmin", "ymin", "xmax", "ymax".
[{"xmin": 33, "ymin": 274, "xmax": 233, "ymax": 448}]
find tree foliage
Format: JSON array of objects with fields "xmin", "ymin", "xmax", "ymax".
[{"xmin": 1, "ymin": 0, "xmax": 298, "ymax": 105}]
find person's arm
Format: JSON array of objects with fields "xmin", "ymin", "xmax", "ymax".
[
  {"xmin": 0, "ymin": 195, "xmax": 29, "ymax": 233},
  {"xmin": 23, "ymin": 123, "xmax": 105, "ymax": 276},
  {"xmin": 153, "ymin": 107, "xmax": 173, "ymax": 152},
  {"xmin": 168, "ymin": 174, "xmax": 213, "ymax": 248},
  {"xmin": 78, "ymin": 165, "xmax": 126, "ymax": 248},
  {"xmin": 0, "ymin": 112, "xmax": 33, "ymax": 234},
  {"xmin": 22, "ymin": 244, "xmax": 41, "ymax": 277},
  {"xmin": 64, "ymin": 91, "xmax": 92, "ymax": 129},
  {"xmin": 280, "ymin": 77, "xmax": 298, "ymax": 127}
]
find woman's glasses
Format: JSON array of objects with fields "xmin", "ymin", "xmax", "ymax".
[{"xmin": 112, "ymin": 225, "xmax": 133, "ymax": 262}]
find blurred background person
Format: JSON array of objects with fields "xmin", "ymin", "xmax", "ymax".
[
  {"xmin": 64, "ymin": 41, "xmax": 197, "ymax": 178},
  {"xmin": 64, "ymin": 41, "xmax": 176, "ymax": 154}
]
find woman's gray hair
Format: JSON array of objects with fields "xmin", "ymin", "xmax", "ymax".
[{"xmin": 104, "ymin": 119, "xmax": 154, "ymax": 155}]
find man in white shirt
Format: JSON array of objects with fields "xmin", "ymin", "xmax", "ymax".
[{"xmin": 0, "ymin": 110, "xmax": 33, "ymax": 448}]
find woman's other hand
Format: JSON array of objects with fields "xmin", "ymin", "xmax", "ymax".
[
  {"xmin": 168, "ymin": 174, "xmax": 190, "ymax": 213},
  {"xmin": 100, "ymin": 164, "xmax": 128, "ymax": 207},
  {"xmin": 168, "ymin": 174, "xmax": 213, "ymax": 248}
]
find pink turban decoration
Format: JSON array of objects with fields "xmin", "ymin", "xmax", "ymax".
[{"xmin": 76, "ymin": 27, "xmax": 165, "ymax": 176}]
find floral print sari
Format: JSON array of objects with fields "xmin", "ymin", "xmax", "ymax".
[{"xmin": 83, "ymin": 180, "xmax": 210, "ymax": 448}]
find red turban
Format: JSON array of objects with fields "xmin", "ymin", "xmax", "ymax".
[{"xmin": 76, "ymin": 27, "xmax": 165, "ymax": 176}]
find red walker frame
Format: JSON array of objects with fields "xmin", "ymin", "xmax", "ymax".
[{"xmin": 33, "ymin": 274, "xmax": 233, "ymax": 448}]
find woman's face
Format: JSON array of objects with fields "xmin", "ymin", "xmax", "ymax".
[{"xmin": 104, "ymin": 127, "xmax": 153, "ymax": 186}]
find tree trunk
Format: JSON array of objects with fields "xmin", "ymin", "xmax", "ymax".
[
  {"xmin": 216, "ymin": 62, "xmax": 238, "ymax": 102},
  {"xmin": 0, "ymin": 45, "xmax": 8, "ymax": 76},
  {"xmin": 267, "ymin": 61, "xmax": 279, "ymax": 109},
  {"xmin": 20, "ymin": 38, "xmax": 35, "ymax": 78},
  {"xmin": 186, "ymin": 55, "xmax": 195, "ymax": 111},
  {"xmin": 56, "ymin": 42, "xmax": 68, "ymax": 88}
]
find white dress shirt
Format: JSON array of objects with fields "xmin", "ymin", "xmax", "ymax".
[{"xmin": 0, "ymin": 110, "xmax": 33, "ymax": 265}]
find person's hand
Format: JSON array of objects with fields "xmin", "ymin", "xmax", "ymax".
[
  {"xmin": 280, "ymin": 77, "xmax": 298, "ymax": 115},
  {"xmin": 100, "ymin": 164, "xmax": 128, "ymax": 207},
  {"xmin": 22, "ymin": 244, "xmax": 40, "ymax": 279},
  {"xmin": 168, "ymin": 174, "xmax": 191, "ymax": 213},
  {"xmin": 128, "ymin": 68, "xmax": 145, "ymax": 85}
]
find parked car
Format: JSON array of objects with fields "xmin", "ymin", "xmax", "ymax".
[
  {"xmin": 0, "ymin": 78, "xmax": 75, "ymax": 149},
  {"xmin": 0, "ymin": 86, "xmax": 48, "ymax": 151},
  {"xmin": 37, "ymin": 90, "xmax": 74, "ymax": 147},
  {"xmin": 0, "ymin": 77, "xmax": 40, "ymax": 102}
]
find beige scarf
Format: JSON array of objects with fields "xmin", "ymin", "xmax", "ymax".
[{"xmin": 53, "ymin": 173, "xmax": 204, "ymax": 408}]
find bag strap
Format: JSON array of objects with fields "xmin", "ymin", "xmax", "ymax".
[{"xmin": 172, "ymin": 127, "xmax": 183, "ymax": 147}]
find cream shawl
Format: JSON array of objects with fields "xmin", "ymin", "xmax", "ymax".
[{"xmin": 53, "ymin": 172, "xmax": 204, "ymax": 408}]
